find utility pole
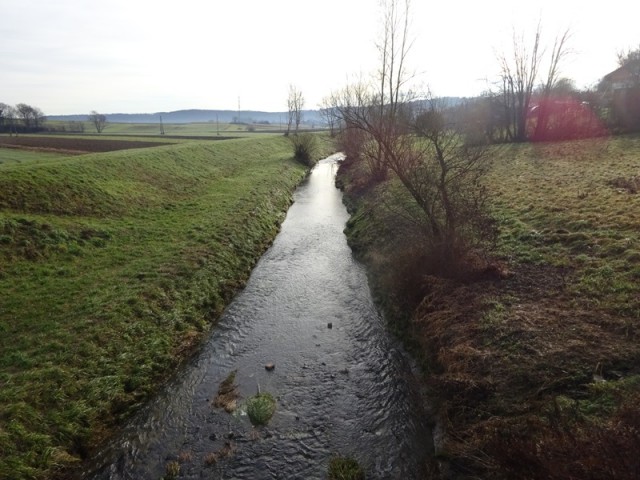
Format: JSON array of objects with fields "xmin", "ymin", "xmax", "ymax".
[
  {"xmin": 216, "ymin": 114, "xmax": 219, "ymax": 136},
  {"xmin": 159, "ymin": 115, "xmax": 165, "ymax": 135}
]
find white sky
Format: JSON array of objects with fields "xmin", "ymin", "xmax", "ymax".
[{"xmin": 1, "ymin": 0, "xmax": 638, "ymax": 115}]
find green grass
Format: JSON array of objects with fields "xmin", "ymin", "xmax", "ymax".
[
  {"xmin": 0, "ymin": 136, "xmax": 316, "ymax": 479},
  {"xmin": 246, "ymin": 393, "xmax": 276, "ymax": 426},
  {"xmin": 328, "ymin": 456, "xmax": 365, "ymax": 480},
  {"xmin": 337, "ymin": 132, "xmax": 640, "ymax": 478},
  {"xmin": 489, "ymin": 135, "xmax": 640, "ymax": 317},
  {"xmin": 0, "ymin": 132, "xmax": 185, "ymax": 145},
  {"xmin": 0, "ymin": 148, "xmax": 69, "ymax": 166},
  {"xmin": 46, "ymin": 120, "xmax": 305, "ymax": 137}
]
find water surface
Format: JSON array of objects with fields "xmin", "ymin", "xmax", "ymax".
[{"xmin": 85, "ymin": 154, "xmax": 432, "ymax": 479}]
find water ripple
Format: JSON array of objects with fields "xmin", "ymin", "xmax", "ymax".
[{"xmin": 83, "ymin": 154, "xmax": 432, "ymax": 479}]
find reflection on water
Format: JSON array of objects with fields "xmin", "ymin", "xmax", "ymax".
[{"xmin": 84, "ymin": 154, "xmax": 432, "ymax": 479}]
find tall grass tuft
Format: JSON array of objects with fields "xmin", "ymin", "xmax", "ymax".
[
  {"xmin": 246, "ymin": 392, "xmax": 276, "ymax": 426},
  {"xmin": 328, "ymin": 456, "xmax": 365, "ymax": 480}
]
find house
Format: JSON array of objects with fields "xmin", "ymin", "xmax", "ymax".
[
  {"xmin": 600, "ymin": 59, "xmax": 640, "ymax": 131},
  {"xmin": 601, "ymin": 59, "xmax": 640, "ymax": 91}
]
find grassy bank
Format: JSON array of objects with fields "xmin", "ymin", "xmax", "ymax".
[
  {"xmin": 0, "ymin": 136, "xmax": 314, "ymax": 479},
  {"xmin": 0, "ymin": 148, "xmax": 70, "ymax": 166},
  {"xmin": 338, "ymin": 134, "xmax": 640, "ymax": 478}
]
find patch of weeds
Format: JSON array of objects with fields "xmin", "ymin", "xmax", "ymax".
[
  {"xmin": 600, "ymin": 238, "xmax": 631, "ymax": 257},
  {"xmin": 609, "ymin": 175, "xmax": 640, "ymax": 194},
  {"xmin": 625, "ymin": 250, "xmax": 640, "ymax": 262},
  {"xmin": 246, "ymin": 392, "xmax": 276, "ymax": 426},
  {"xmin": 479, "ymin": 300, "xmax": 507, "ymax": 332},
  {"xmin": 628, "ymin": 266, "xmax": 640, "ymax": 280},
  {"xmin": 574, "ymin": 253, "xmax": 593, "ymax": 265},
  {"xmin": 203, "ymin": 441, "xmax": 235, "ymax": 466},
  {"xmin": 0, "ymin": 217, "xmax": 111, "ymax": 261},
  {"xmin": 163, "ymin": 460, "xmax": 180, "ymax": 480},
  {"xmin": 548, "ymin": 375, "xmax": 640, "ymax": 423},
  {"xmin": 212, "ymin": 370, "xmax": 239, "ymax": 413},
  {"xmin": 328, "ymin": 456, "xmax": 365, "ymax": 480},
  {"xmin": 177, "ymin": 451, "xmax": 193, "ymax": 463},
  {"xmin": 567, "ymin": 219, "xmax": 593, "ymax": 231}
]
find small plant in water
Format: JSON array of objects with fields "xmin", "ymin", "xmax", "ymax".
[
  {"xmin": 246, "ymin": 392, "xmax": 276, "ymax": 425},
  {"xmin": 328, "ymin": 456, "xmax": 365, "ymax": 480},
  {"xmin": 204, "ymin": 441, "xmax": 236, "ymax": 466},
  {"xmin": 163, "ymin": 460, "xmax": 180, "ymax": 479},
  {"xmin": 213, "ymin": 369, "xmax": 239, "ymax": 413}
]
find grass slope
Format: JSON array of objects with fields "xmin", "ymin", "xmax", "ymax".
[
  {"xmin": 339, "ymin": 133, "xmax": 640, "ymax": 479},
  {"xmin": 0, "ymin": 137, "xmax": 309, "ymax": 479},
  {"xmin": 0, "ymin": 148, "xmax": 69, "ymax": 166},
  {"xmin": 45, "ymin": 121, "xmax": 291, "ymax": 137}
]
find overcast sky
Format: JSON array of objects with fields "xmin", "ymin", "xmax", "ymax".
[{"xmin": 1, "ymin": 0, "xmax": 638, "ymax": 115}]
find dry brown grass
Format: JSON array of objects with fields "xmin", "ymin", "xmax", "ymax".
[
  {"xmin": 339, "ymin": 133, "xmax": 640, "ymax": 479},
  {"xmin": 203, "ymin": 442, "xmax": 235, "ymax": 466},
  {"xmin": 212, "ymin": 370, "xmax": 239, "ymax": 413},
  {"xmin": 413, "ymin": 260, "xmax": 640, "ymax": 478}
]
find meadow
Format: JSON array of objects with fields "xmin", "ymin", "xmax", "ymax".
[
  {"xmin": 0, "ymin": 135, "xmax": 322, "ymax": 478},
  {"xmin": 0, "ymin": 148, "xmax": 68, "ymax": 166},
  {"xmin": 339, "ymin": 133, "xmax": 640, "ymax": 478},
  {"xmin": 46, "ymin": 120, "xmax": 304, "ymax": 137}
]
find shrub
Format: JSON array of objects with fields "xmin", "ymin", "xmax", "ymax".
[{"xmin": 288, "ymin": 133, "xmax": 318, "ymax": 167}]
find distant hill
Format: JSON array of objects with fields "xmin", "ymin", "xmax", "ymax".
[
  {"xmin": 47, "ymin": 109, "xmax": 325, "ymax": 126},
  {"xmin": 47, "ymin": 99, "xmax": 471, "ymax": 127}
]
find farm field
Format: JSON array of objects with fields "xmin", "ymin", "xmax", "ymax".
[
  {"xmin": 0, "ymin": 135, "xmax": 330, "ymax": 479},
  {"xmin": 46, "ymin": 120, "xmax": 297, "ymax": 137},
  {"xmin": 0, "ymin": 134, "xmax": 177, "ymax": 154}
]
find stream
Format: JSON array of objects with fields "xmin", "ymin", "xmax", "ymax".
[{"xmin": 83, "ymin": 154, "xmax": 432, "ymax": 479}]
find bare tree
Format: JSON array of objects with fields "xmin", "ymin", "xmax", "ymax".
[
  {"xmin": 370, "ymin": 0, "xmax": 414, "ymax": 180},
  {"xmin": 617, "ymin": 44, "xmax": 640, "ymax": 67},
  {"xmin": 15, "ymin": 103, "xmax": 33, "ymax": 129},
  {"xmin": 5, "ymin": 106, "xmax": 18, "ymax": 136},
  {"xmin": 0, "ymin": 103, "xmax": 18, "ymax": 135},
  {"xmin": 89, "ymin": 111, "xmax": 107, "ymax": 133},
  {"xmin": 330, "ymin": 0, "xmax": 414, "ymax": 182},
  {"xmin": 0, "ymin": 103, "xmax": 7, "ymax": 132},
  {"xmin": 495, "ymin": 23, "xmax": 572, "ymax": 142},
  {"xmin": 319, "ymin": 97, "xmax": 340, "ymax": 137},
  {"xmin": 15, "ymin": 103, "xmax": 45, "ymax": 131},
  {"xmin": 533, "ymin": 29, "xmax": 572, "ymax": 140},
  {"xmin": 496, "ymin": 24, "xmax": 543, "ymax": 142},
  {"xmin": 409, "ymin": 101, "xmax": 494, "ymax": 263},
  {"xmin": 67, "ymin": 120, "xmax": 85, "ymax": 133},
  {"xmin": 286, "ymin": 85, "xmax": 304, "ymax": 135},
  {"xmin": 331, "ymin": 0, "xmax": 495, "ymax": 273}
]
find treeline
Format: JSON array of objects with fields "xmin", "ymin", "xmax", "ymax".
[
  {"xmin": 320, "ymin": 39, "xmax": 640, "ymax": 144},
  {"xmin": 0, "ymin": 103, "xmax": 46, "ymax": 134},
  {"xmin": 322, "ymin": 81, "xmax": 640, "ymax": 146}
]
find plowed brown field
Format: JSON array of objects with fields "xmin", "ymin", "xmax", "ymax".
[{"xmin": 0, "ymin": 135, "xmax": 171, "ymax": 153}]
